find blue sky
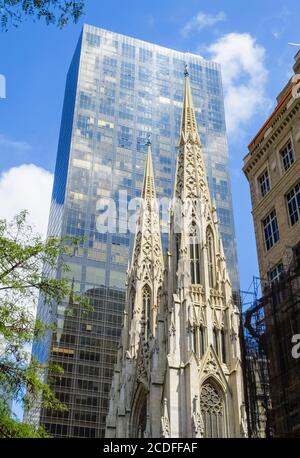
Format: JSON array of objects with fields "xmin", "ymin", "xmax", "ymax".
[{"xmin": 0, "ymin": 0, "xmax": 299, "ymax": 293}]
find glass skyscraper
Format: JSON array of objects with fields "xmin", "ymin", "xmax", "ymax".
[{"xmin": 32, "ymin": 24, "xmax": 239, "ymax": 437}]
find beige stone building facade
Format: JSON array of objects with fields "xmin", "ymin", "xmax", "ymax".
[
  {"xmin": 105, "ymin": 72, "xmax": 246, "ymax": 438},
  {"xmin": 243, "ymin": 51, "xmax": 300, "ymax": 281},
  {"xmin": 243, "ymin": 51, "xmax": 300, "ymax": 437}
]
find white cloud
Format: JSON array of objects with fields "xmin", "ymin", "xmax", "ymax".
[
  {"xmin": 181, "ymin": 11, "xmax": 226, "ymax": 36},
  {"xmin": 207, "ymin": 33, "xmax": 269, "ymax": 136},
  {"xmin": 0, "ymin": 164, "xmax": 53, "ymax": 237}
]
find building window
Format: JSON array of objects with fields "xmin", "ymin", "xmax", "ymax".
[
  {"xmin": 193, "ymin": 328, "xmax": 197, "ymax": 354},
  {"xmin": 213, "ymin": 328, "xmax": 219, "ymax": 356},
  {"xmin": 122, "ymin": 43, "xmax": 135, "ymax": 59},
  {"xmin": 258, "ymin": 169, "xmax": 270, "ymax": 197},
  {"xmin": 142, "ymin": 286, "xmax": 151, "ymax": 328},
  {"xmin": 199, "ymin": 326, "xmax": 205, "ymax": 358},
  {"xmin": 286, "ymin": 181, "xmax": 300, "ymax": 226},
  {"xmin": 139, "ymin": 48, "xmax": 152, "ymax": 63},
  {"xmin": 268, "ymin": 263, "xmax": 283, "ymax": 285},
  {"xmin": 131, "ymin": 386, "xmax": 147, "ymax": 437},
  {"xmin": 190, "ymin": 239, "xmax": 201, "ymax": 284},
  {"xmin": 263, "ymin": 210, "xmax": 279, "ymax": 250},
  {"xmin": 175, "ymin": 233, "xmax": 181, "ymax": 269},
  {"xmin": 86, "ymin": 32, "xmax": 100, "ymax": 48},
  {"xmin": 280, "ymin": 140, "xmax": 294, "ymax": 172},
  {"xmin": 221, "ymin": 329, "xmax": 226, "ymax": 364},
  {"xmin": 217, "ymin": 208, "xmax": 231, "ymax": 226},
  {"xmin": 294, "ymin": 244, "xmax": 300, "ymax": 269},
  {"xmin": 200, "ymin": 382, "xmax": 225, "ymax": 438},
  {"xmin": 193, "ymin": 326, "xmax": 205, "ymax": 358},
  {"xmin": 129, "ymin": 288, "xmax": 135, "ymax": 323},
  {"xmin": 207, "ymin": 228, "xmax": 215, "ymax": 288}
]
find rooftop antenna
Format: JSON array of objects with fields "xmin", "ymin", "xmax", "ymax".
[{"xmin": 288, "ymin": 42, "xmax": 300, "ymax": 47}]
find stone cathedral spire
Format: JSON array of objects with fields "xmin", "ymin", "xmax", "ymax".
[
  {"xmin": 127, "ymin": 136, "xmax": 164, "ymax": 345},
  {"xmin": 106, "ymin": 72, "xmax": 246, "ymax": 439},
  {"xmin": 175, "ymin": 66, "xmax": 210, "ymax": 200},
  {"xmin": 106, "ymin": 138, "xmax": 165, "ymax": 438},
  {"xmin": 164, "ymin": 68, "xmax": 246, "ymax": 438}
]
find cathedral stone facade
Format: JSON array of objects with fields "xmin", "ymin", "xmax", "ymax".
[{"xmin": 105, "ymin": 71, "xmax": 246, "ymax": 438}]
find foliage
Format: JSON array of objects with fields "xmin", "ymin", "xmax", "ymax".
[
  {"xmin": 0, "ymin": 210, "xmax": 89, "ymax": 437},
  {"xmin": 0, "ymin": 0, "xmax": 85, "ymax": 31},
  {"xmin": 0, "ymin": 399, "xmax": 49, "ymax": 438}
]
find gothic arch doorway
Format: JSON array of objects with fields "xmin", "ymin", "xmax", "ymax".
[
  {"xmin": 130, "ymin": 384, "xmax": 148, "ymax": 437},
  {"xmin": 200, "ymin": 380, "xmax": 225, "ymax": 438}
]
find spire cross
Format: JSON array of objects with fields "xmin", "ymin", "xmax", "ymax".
[{"xmin": 184, "ymin": 64, "xmax": 189, "ymax": 78}]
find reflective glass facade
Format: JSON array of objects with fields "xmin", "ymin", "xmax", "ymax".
[{"xmin": 33, "ymin": 25, "xmax": 239, "ymax": 437}]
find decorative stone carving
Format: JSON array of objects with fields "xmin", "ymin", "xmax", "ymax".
[
  {"xmin": 200, "ymin": 383, "xmax": 223, "ymax": 415},
  {"xmin": 161, "ymin": 398, "xmax": 170, "ymax": 438},
  {"xmin": 192, "ymin": 395, "xmax": 204, "ymax": 437},
  {"xmin": 203, "ymin": 350, "xmax": 220, "ymax": 377}
]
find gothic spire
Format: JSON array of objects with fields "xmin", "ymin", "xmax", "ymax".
[
  {"xmin": 174, "ymin": 68, "xmax": 209, "ymax": 201},
  {"xmin": 129, "ymin": 137, "xmax": 164, "ymax": 280},
  {"xmin": 181, "ymin": 66, "xmax": 199, "ymax": 139},
  {"xmin": 127, "ymin": 137, "xmax": 164, "ymax": 348},
  {"xmin": 142, "ymin": 135, "xmax": 156, "ymax": 200}
]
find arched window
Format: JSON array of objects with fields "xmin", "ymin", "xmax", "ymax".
[
  {"xmin": 221, "ymin": 329, "xmax": 226, "ymax": 363},
  {"xmin": 175, "ymin": 233, "xmax": 181, "ymax": 269},
  {"xmin": 193, "ymin": 327, "xmax": 197, "ymax": 354},
  {"xmin": 142, "ymin": 286, "xmax": 151, "ymax": 330},
  {"xmin": 200, "ymin": 382, "xmax": 225, "ymax": 437},
  {"xmin": 137, "ymin": 396, "xmax": 147, "ymax": 438},
  {"xmin": 206, "ymin": 228, "xmax": 215, "ymax": 288},
  {"xmin": 190, "ymin": 239, "xmax": 201, "ymax": 284},
  {"xmin": 157, "ymin": 287, "xmax": 162, "ymax": 312},
  {"xmin": 193, "ymin": 326, "xmax": 205, "ymax": 358},
  {"xmin": 129, "ymin": 288, "xmax": 135, "ymax": 324},
  {"xmin": 131, "ymin": 385, "xmax": 147, "ymax": 437},
  {"xmin": 213, "ymin": 328, "xmax": 219, "ymax": 356},
  {"xmin": 199, "ymin": 326, "xmax": 205, "ymax": 358}
]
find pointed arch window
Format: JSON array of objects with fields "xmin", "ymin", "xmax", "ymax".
[
  {"xmin": 142, "ymin": 286, "xmax": 151, "ymax": 330},
  {"xmin": 213, "ymin": 327, "xmax": 219, "ymax": 356},
  {"xmin": 200, "ymin": 382, "xmax": 225, "ymax": 437},
  {"xmin": 175, "ymin": 233, "xmax": 181, "ymax": 269},
  {"xmin": 189, "ymin": 232, "xmax": 201, "ymax": 284},
  {"xmin": 206, "ymin": 228, "xmax": 215, "ymax": 288},
  {"xmin": 221, "ymin": 329, "xmax": 226, "ymax": 364},
  {"xmin": 193, "ymin": 327, "xmax": 197, "ymax": 354},
  {"xmin": 129, "ymin": 287, "xmax": 135, "ymax": 324},
  {"xmin": 131, "ymin": 385, "xmax": 147, "ymax": 438},
  {"xmin": 199, "ymin": 326, "xmax": 205, "ymax": 358},
  {"xmin": 193, "ymin": 325, "xmax": 205, "ymax": 358},
  {"xmin": 137, "ymin": 396, "xmax": 147, "ymax": 438},
  {"xmin": 157, "ymin": 287, "xmax": 162, "ymax": 311}
]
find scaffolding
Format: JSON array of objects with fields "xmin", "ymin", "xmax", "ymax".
[
  {"xmin": 240, "ymin": 277, "xmax": 272, "ymax": 437},
  {"xmin": 240, "ymin": 242, "xmax": 300, "ymax": 437}
]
